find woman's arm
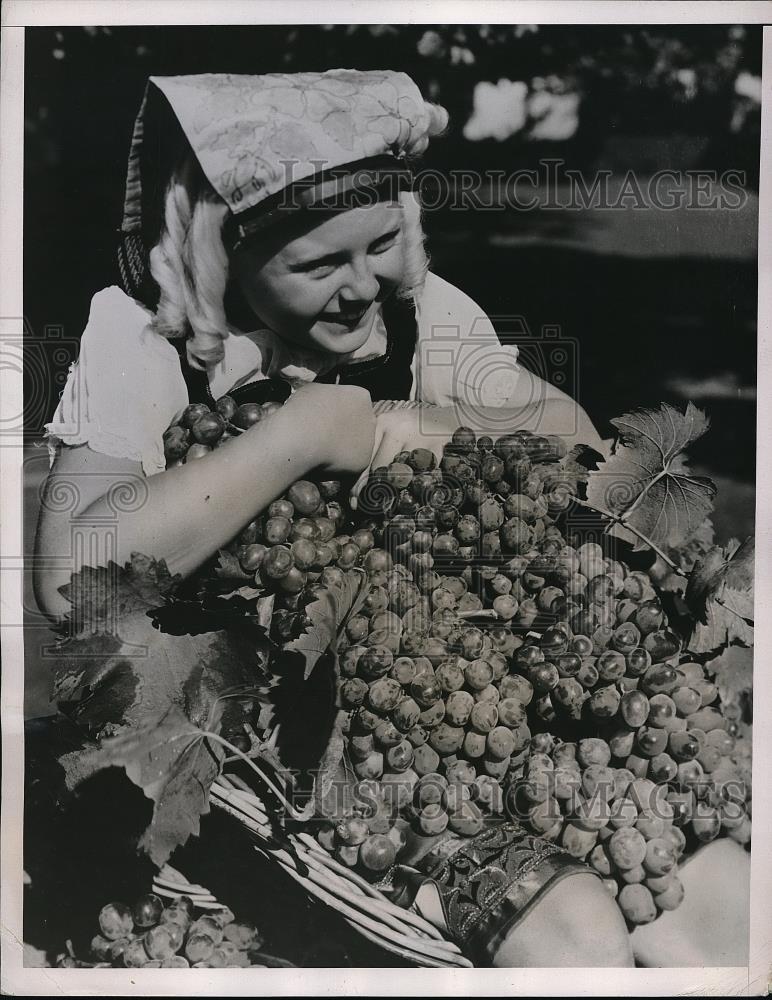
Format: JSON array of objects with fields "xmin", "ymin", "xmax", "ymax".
[
  {"xmin": 350, "ymin": 383, "xmax": 603, "ymax": 505},
  {"xmin": 34, "ymin": 384, "xmax": 375, "ymax": 624}
]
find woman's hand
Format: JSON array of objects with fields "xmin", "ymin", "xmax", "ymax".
[
  {"xmin": 349, "ymin": 395, "xmax": 605, "ymax": 508},
  {"xmin": 350, "ymin": 405, "xmax": 460, "ymax": 507},
  {"xmin": 285, "ymin": 383, "xmax": 376, "ymax": 477}
]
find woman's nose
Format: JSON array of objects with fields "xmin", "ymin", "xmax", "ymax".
[{"xmin": 341, "ymin": 259, "xmax": 380, "ymax": 304}]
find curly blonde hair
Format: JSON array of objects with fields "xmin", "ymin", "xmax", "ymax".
[{"xmin": 149, "ymin": 102, "xmax": 448, "ymax": 372}]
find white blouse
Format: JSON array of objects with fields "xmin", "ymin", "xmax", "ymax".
[{"xmin": 44, "ymin": 271, "xmax": 521, "ymax": 477}]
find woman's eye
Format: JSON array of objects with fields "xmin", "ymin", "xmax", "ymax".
[
  {"xmin": 303, "ymin": 262, "xmax": 337, "ymax": 278},
  {"xmin": 370, "ymin": 233, "xmax": 399, "ymax": 255}
]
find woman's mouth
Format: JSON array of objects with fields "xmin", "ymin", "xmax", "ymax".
[{"xmin": 321, "ymin": 304, "xmax": 372, "ymax": 330}]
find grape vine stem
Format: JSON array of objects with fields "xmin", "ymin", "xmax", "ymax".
[{"xmin": 570, "ymin": 496, "xmax": 679, "ymax": 571}]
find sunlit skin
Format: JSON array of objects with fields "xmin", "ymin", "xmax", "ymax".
[{"xmin": 231, "ymin": 201, "xmax": 406, "ymax": 355}]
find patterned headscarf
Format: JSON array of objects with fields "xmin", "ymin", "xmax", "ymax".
[{"xmin": 118, "ymin": 70, "xmax": 435, "ymax": 303}]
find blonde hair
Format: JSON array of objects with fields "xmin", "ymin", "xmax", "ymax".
[{"xmin": 149, "ymin": 101, "xmax": 449, "ymax": 371}]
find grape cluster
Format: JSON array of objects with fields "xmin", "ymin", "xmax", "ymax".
[
  {"xmin": 163, "ymin": 397, "xmax": 282, "ymax": 464},
  {"xmin": 163, "ymin": 408, "xmax": 751, "ymax": 921},
  {"xmin": 57, "ymin": 893, "xmax": 266, "ymax": 968},
  {"xmin": 506, "ymin": 726, "xmax": 751, "ymax": 926}
]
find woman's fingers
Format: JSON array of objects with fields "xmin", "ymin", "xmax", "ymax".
[
  {"xmin": 370, "ymin": 430, "xmax": 402, "ymax": 473},
  {"xmin": 349, "ymin": 420, "xmax": 391, "ymax": 509}
]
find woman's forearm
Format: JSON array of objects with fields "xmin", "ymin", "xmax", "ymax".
[
  {"xmin": 75, "ymin": 407, "xmax": 326, "ymax": 576},
  {"xmin": 35, "ymin": 404, "xmax": 344, "ymax": 624}
]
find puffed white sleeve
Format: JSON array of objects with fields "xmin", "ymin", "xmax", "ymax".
[
  {"xmin": 411, "ymin": 272, "xmax": 521, "ymax": 409},
  {"xmin": 43, "ymin": 286, "xmax": 190, "ymax": 477}
]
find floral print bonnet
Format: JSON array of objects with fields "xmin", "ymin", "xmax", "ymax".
[{"xmin": 118, "ymin": 69, "xmax": 435, "ymax": 303}]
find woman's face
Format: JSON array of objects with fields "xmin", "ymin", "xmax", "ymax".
[{"xmin": 231, "ymin": 201, "xmax": 406, "ymax": 355}]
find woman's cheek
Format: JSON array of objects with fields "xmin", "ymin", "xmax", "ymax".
[{"xmin": 281, "ymin": 276, "xmax": 331, "ymax": 326}]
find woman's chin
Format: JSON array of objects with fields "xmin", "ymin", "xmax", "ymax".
[{"xmin": 310, "ymin": 318, "xmax": 375, "ymax": 355}]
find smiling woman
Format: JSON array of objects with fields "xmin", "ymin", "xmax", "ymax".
[
  {"xmin": 231, "ymin": 201, "xmax": 408, "ymax": 356},
  {"xmin": 32, "ymin": 71, "xmax": 612, "ymax": 969}
]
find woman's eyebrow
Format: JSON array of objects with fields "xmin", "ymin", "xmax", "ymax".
[
  {"xmin": 287, "ymin": 249, "xmax": 345, "ymax": 270},
  {"xmin": 288, "ymin": 227, "xmax": 402, "ymax": 270}
]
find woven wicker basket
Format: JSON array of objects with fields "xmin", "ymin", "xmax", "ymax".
[{"xmin": 153, "ymin": 771, "xmax": 472, "ymax": 968}]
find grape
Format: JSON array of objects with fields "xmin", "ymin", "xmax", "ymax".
[
  {"xmin": 449, "ymin": 800, "xmax": 485, "ymax": 836},
  {"xmin": 637, "ymin": 727, "xmax": 669, "ymax": 757},
  {"xmin": 373, "ymin": 720, "xmax": 402, "ymax": 749},
  {"xmin": 618, "ymin": 884, "xmax": 657, "ymax": 925},
  {"xmin": 465, "ymin": 659, "xmax": 495, "ymax": 691},
  {"xmin": 90, "ymin": 934, "xmax": 112, "ymax": 961},
  {"xmin": 354, "ymin": 752, "xmax": 384, "ymax": 780},
  {"xmin": 359, "ymin": 645, "xmax": 394, "ymax": 681},
  {"xmin": 163, "ymin": 425, "xmax": 191, "ymax": 461},
  {"xmin": 486, "ymin": 726, "xmax": 516, "ymax": 760},
  {"xmin": 132, "ymin": 893, "xmax": 164, "ymax": 929},
  {"xmin": 434, "ymin": 659, "xmax": 465, "ymax": 694},
  {"xmin": 444, "ymin": 690, "xmax": 474, "ymax": 726},
  {"xmin": 561, "ymin": 823, "xmax": 598, "ymax": 859},
  {"xmin": 641, "ymin": 663, "xmax": 679, "ymax": 696},
  {"xmin": 691, "ymin": 803, "xmax": 721, "ymax": 842},
  {"xmin": 653, "ymin": 877, "xmax": 685, "ymax": 911},
  {"xmin": 386, "ymin": 741, "xmax": 415, "ymax": 772},
  {"xmin": 162, "ymin": 955, "xmax": 191, "ymax": 967},
  {"xmin": 286, "ymin": 480, "xmax": 322, "ymax": 516},
  {"xmin": 428, "ymin": 723, "xmax": 465, "ymax": 755},
  {"xmin": 180, "ymin": 402, "xmax": 212, "ymax": 429},
  {"xmin": 643, "ymin": 838, "xmax": 677, "ymax": 876},
  {"xmin": 418, "ymin": 803, "xmax": 449, "ymax": 835},
  {"xmin": 98, "ymin": 902, "xmax": 134, "ymax": 941},
  {"xmin": 685, "ymin": 707, "xmax": 726, "ymax": 733},
  {"xmin": 589, "ymin": 685, "xmax": 621, "ymax": 718},
  {"xmin": 144, "ymin": 924, "xmax": 179, "ymax": 961},
  {"xmin": 578, "ymin": 739, "xmax": 612, "ymax": 768},
  {"xmin": 123, "ymin": 938, "xmax": 151, "ymax": 967},
  {"xmin": 608, "ymin": 827, "xmax": 647, "ymax": 869},
  {"xmin": 649, "ymin": 752, "xmax": 678, "ymax": 784}
]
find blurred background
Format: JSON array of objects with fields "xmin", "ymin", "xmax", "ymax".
[{"xmin": 23, "ymin": 24, "xmax": 760, "ymax": 716}]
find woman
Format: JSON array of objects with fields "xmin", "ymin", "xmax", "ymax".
[
  {"xmin": 32, "ymin": 70, "xmax": 745, "ymax": 968},
  {"xmin": 36, "ymin": 70, "xmax": 601, "ymax": 620}
]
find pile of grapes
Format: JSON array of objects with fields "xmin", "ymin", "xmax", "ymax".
[
  {"xmin": 163, "ymin": 400, "xmax": 752, "ymax": 928},
  {"xmin": 58, "ymin": 893, "xmax": 266, "ymax": 968}
]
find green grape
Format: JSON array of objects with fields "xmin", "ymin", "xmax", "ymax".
[
  {"xmin": 643, "ymin": 838, "xmax": 677, "ymax": 876},
  {"xmin": 354, "ymin": 751, "xmax": 384, "ymax": 780},
  {"xmin": 418, "ymin": 803, "xmax": 449, "ymax": 835},
  {"xmin": 98, "ymin": 902, "xmax": 134, "ymax": 941},
  {"xmin": 428, "ymin": 723, "xmax": 465, "ymax": 755},
  {"xmin": 561, "ymin": 823, "xmax": 598, "ymax": 860},
  {"xmin": 589, "ymin": 684, "xmax": 621, "ymax": 718},
  {"xmin": 610, "ymin": 797, "xmax": 639, "ymax": 829},
  {"xmin": 373, "ymin": 719, "xmax": 402, "ymax": 749},
  {"xmin": 653, "ymin": 877, "xmax": 685, "ymax": 911},
  {"xmin": 608, "ymin": 827, "xmax": 647, "ymax": 869},
  {"xmin": 144, "ymin": 924, "xmax": 179, "ymax": 961},
  {"xmin": 618, "ymin": 884, "xmax": 657, "ymax": 925},
  {"xmin": 577, "ymin": 739, "xmax": 612, "ymax": 768},
  {"xmin": 123, "ymin": 937, "xmax": 151, "ymax": 967}
]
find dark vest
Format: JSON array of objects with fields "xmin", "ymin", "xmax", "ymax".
[{"xmin": 173, "ymin": 294, "xmax": 417, "ymax": 408}]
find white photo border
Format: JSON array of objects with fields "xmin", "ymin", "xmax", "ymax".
[{"xmin": 1, "ymin": 3, "xmax": 770, "ymax": 995}]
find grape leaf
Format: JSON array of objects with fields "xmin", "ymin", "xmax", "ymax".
[
  {"xmin": 686, "ymin": 536, "xmax": 755, "ymax": 654},
  {"xmin": 52, "ymin": 553, "xmax": 270, "ymax": 740},
  {"xmin": 668, "ymin": 517, "xmax": 715, "ymax": 574},
  {"xmin": 77, "ymin": 705, "xmax": 225, "ymax": 866},
  {"xmin": 213, "ymin": 548, "xmax": 253, "ymax": 583},
  {"xmin": 586, "ymin": 402, "xmax": 716, "ymax": 552},
  {"xmin": 284, "ymin": 568, "xmax": 370, "ymax": 681},
  {"xmin": 706, "ymin": 644, "xmax": 754, "ymax": 710}
]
